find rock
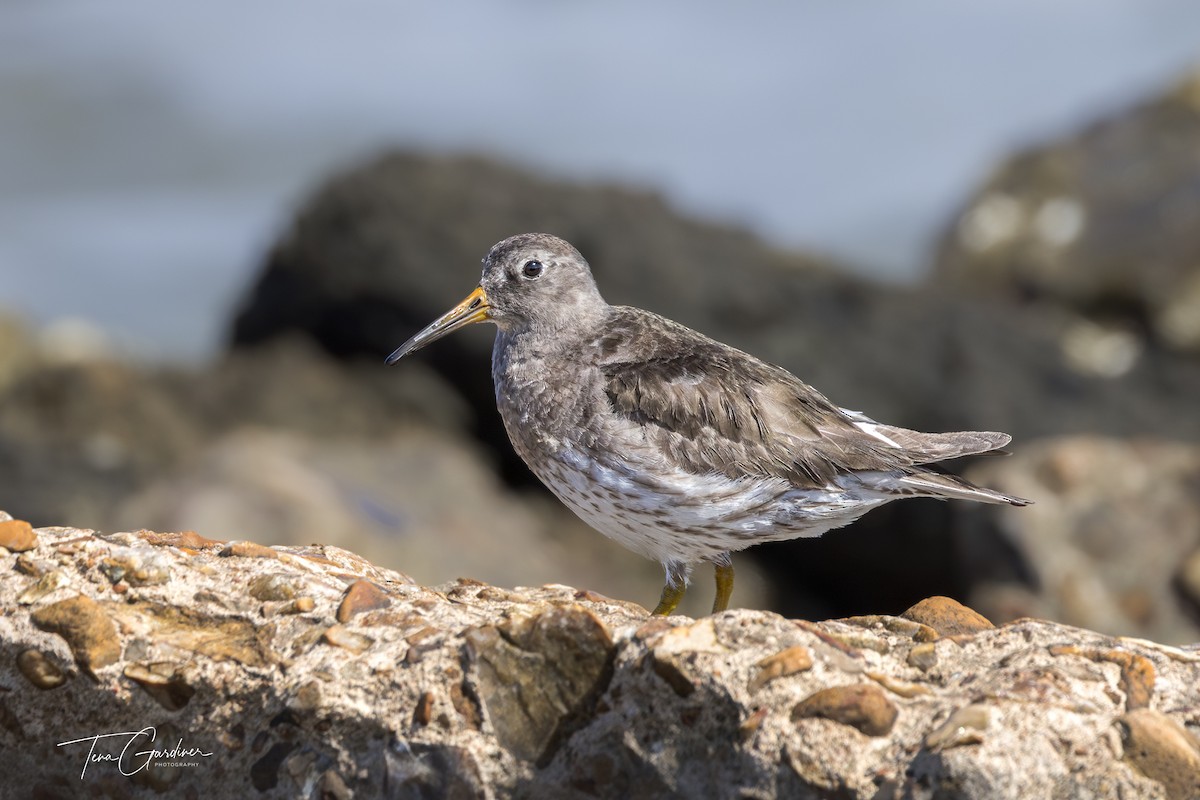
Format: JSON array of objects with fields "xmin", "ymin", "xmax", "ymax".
[
  {"xmin": 465, "ymin": 605, "xmax": 614, "ymax": 764},
  {"xmin": 1118, "ymin": 709, "xmax": 1200, "ymax": 800},
  {"xmin": 748, "ymin": 645, "xmax": 813, "ymax": 692},
  {"xmin": 335, "ymin": 580, "xmax": 391, "ymax": 622},
  {"xmin": 791, "ymin": 683, "xmax": 899, "ymax": 736},
  {"xmin": 2, "ymin": 520, "xmax": 1198, "ymax": 798},
  {"xmin": 15, "ymin": 648, "xmax": 68, "ymax": 690},
  {"xmin": 901, "ymin": 596, "xmax": 994, "ymax": 638},
  {"xmin": 0, "ymin": 518, "xmax": 37, "ymax": 552},
  {"xmin": 962, "ymin": 435, "xmax": 1200, "ymax": 645},
  {"xmin": 29, "ymin": 595, "xmax": 121, "ymax": 675},
  {"xmin": 935, "ymin": 69, "xmax": 1200, "ymax": 357}
]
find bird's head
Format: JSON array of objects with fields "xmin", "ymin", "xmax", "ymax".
[{"xmin": 386, "ymin": 233, "xmax": 605, "ymax": 364}]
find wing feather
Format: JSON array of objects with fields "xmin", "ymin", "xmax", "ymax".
[{"xmin": 593, "ymin": 308, "xmax": 912, "ymax": 488}]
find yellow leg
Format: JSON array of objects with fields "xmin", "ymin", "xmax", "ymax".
[
  {"xmin": 651, "ymin": 582, "xmax": 687, "ymax": 616},
  {"xmin": 712, "ymin": 558, "xmax": 734, "ymax": 613},
  {"xmin": 651, "ymin": 562, "xmax": 690, "ymax": 616}
]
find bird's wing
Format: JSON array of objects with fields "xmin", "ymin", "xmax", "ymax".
[{"xmin": 593, "ymin": 308, "xmax": 912, "ymax": 488}]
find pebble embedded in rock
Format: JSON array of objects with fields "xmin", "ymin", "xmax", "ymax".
[
  {"xmin": 249, "ymin": 573, "xmax": 303, "ymax": 602},
  {"xmin": 792, "ymin": 683, "xmax": 899, "ymax": 736},
  {"xmin": 1118, "ymin": 708, "xmax": 1200, "ymax": 800},
  {"xmin": 749, "ymin": 645, "xmax": 813, "ymax": 692},
  {"xmin": 0, "ymin": 519, "xmax": 37, "ymax": 552},
  {"xmin": 901, "ymin": 596, "xmax": 994, "ymax": 637},
  {"xmin": 124, "ymin": 662, "xmax": 196, "ymax": 711},
  {"xmin": 336, "ymin": 580, "xmax": 391, "ymax": 622},
  {"xmin": 98, "ymin": 548, "xmax": 172, "ymax": 586},
  {"xmin": 17, "ymin": 570, "xmax": 67, "ymax": 605},
  {"xmin": 924, "ymin": 704, "xmax": 991, "ymax": 751},
  {"xmin": 322, "ymin": 624, "xmax": 374, "ymax": 653},
  {"xmin": 220, "ymin": 541, "xmax": 280, "ymax": 560},
  {"xmin": 30, "ymin": 594, "xmax": 121, "ymax": 674},
  {"xmin": 16, "ymin": 648, "xmax": 67, "ymax": 689},
  {"xmin": 906, "ymin": 642, "xmax": 939, "ymax": 671}
]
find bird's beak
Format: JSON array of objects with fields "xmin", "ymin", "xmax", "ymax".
[{"xmin": 385, "ymin": 286, "xmax": 491, "ymax": 364}]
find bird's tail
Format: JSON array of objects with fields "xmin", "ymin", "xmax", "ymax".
[
  {"xmin": 840, "ymin": 410, "xmax": 1012, "ymax": 463},
  {"xmin": 894, "ymin": 471, "xmax": 1032, "ymax": 506}
]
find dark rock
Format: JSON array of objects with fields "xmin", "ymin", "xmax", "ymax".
[{"xmin": 935, "ymin": 69, "xmax": 1200, "ymax": 358}]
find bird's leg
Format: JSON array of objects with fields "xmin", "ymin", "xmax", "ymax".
[
  {"xmin": 651, "ymin": 561, "xmax": 691, "ymax": 616},
  {"xmin": 712, "ymin": 553, "xmax": 734, "ymax": 613}
]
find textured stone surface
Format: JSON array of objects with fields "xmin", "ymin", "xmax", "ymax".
[{"xmin": 1, "ymin": 517, "xmax": 1198, "ymax": 798}]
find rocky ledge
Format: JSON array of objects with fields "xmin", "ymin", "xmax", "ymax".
[{"xmin": 1, "ymin": 513, "xmax": 1199, "ymax": 799}]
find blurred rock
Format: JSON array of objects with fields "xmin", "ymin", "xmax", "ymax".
[
  {"xmin": 935, "ymin": 69, "xmax": 1200, "ymax": 356},
  {"xmin": 3, "ymin": 521, "xmax": 1198, "ymax": 798},
  {"xmin": 0, "ymin": 311, "xmax": 36, "ymax": 394},
  {"xmin": 962, "ymin": 436, "xmax": 1200, "ymax": 645}
]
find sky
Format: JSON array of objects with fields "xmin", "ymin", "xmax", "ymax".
[{"xmin": 2, "ymin": 0, "xmax": 1199, "ymax": 359}]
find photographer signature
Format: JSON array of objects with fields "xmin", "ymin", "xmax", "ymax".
[{"xmin": 57, "ymin": 726, "xmax": 214, "ymax": 779}]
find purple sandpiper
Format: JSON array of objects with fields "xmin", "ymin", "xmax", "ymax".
[{"xmin": 387, "ymin": 233, "xmax": 1030, "ymax": 615}]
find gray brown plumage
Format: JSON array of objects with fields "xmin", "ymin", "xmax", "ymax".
[{"xmin": 387, "ymin": 233, "xmax": 1031, "ymax": 615}]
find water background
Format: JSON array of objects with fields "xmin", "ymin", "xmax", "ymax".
[{"xmin": 3, "ymin": 0, "xmax": 1200, "ymax": 359}]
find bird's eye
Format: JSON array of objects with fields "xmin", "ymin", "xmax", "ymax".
[{"xmin": 521, "ymin": 260, "xmax": 544, "ymax": 279}]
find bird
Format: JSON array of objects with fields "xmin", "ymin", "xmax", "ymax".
[{"xmin": 386, "ymin": 233, "xmax": 1031, "ymax": 616}]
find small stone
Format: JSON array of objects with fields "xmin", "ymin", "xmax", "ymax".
[
  {"xmin": 792, "ymin": 683, "xmax": 898, "ymax": 736},
  {"xmin": 124, "ymin": 662, "xmax": 196, "ymax": 711},
  {"xmin": 0, "ymin": 519, "xmax": 37, "ymax": 552},
  {"xmin": 321, "ymin": 624, "xmax": 374, "ymax": 653},
  {"xmin": 249, "ymin": 574, "xmax": 303, "ymax": 602},
  {"xmin": 1112, "ymin": 651, "xmax": 1156, "ymax": 712},
  {"xmin": 16, "ymin": 648, "xmax": 68, "ymax": 689},
  {"xmin": 907, "ymin": 642, "xmax": 939, "ymax": 671},
  {"xmin": 924, "ymin": 704, "xmax": 991, "ymax": 751},
  {"xmin": 901, "ymin": 596, "xmax": 993, "ymax": 637},
  {"xmin": 31, "ymin": 595, "xmax": 121, "ymax": 674},
  {"xmin": 99, "ymin": 549, "xmax": 172, "ymax": 587},
  {"xmin": 137, "ymin": 529, "xmax": 225, "ymax": 550},
  {"xmin": 866, "ymin": 672, "xmax": 931, "ymax": 698},
  {"xmin": 336, "ymin": 580, "xmax": 391, "ymax": 622},
  {"xmin": 17, "ymin": 570, "xmax": 67, "ymax": 605},
  {"xmin": 1118, "ymin": 708, "xmax": 1200, "ymax": 800},
  {"xmin": 14, "ymin": 554, "xmax": 51, "ymax": 577},
  {"xmin": 284, "ymin": 597, "xmax": 315, "ymax": 615},
  {"xmin": 220, "ymin": 541, "xmax": 280, "ymax": 560},
  {"xmin": 413, "ymin": 691, "xmax": 435, "ymax": 726},
  {"xmin": 749, "ymin": 645, "xmax": 813, "ymax": 692},
  {"xmin": 124, "ymin": 602, "xmax": 276, "ymax": 667}
]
